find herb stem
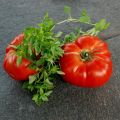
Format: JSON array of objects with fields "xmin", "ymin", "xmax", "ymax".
[
  {"xmin": 56, "ymin": 19, "xmax": 69, "ymax": 25},
  {"xmin": 56, "ymin": 18, "xmax": 95, "ymax": 26}
]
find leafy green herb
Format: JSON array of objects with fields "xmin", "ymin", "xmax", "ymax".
[
  {"xmin": 57, "ymin": 6, "xmax": 110, "ymax": 37},
  {"xmin": 57, "ymin": 71, "xmax": 65, "ymax": 75},
  {"xmin": 64, "ymin": 32, "xmax": 77, "ymax": 43},
  {"xmin": 95, "ymin": 19, "xmax": 110, "ymax": 31},
  {"xmin": 29, "ymin": 75, "xmax": 36, "ymax": 84},
  {"xmin": 55, "ymin": 31, "xmax": 63, "ymax": 38},
  {"xmin": 17, "ymin": 13, "xmax": 64, "ymax": 105},
  {"xmin": 64, "ymin": 6, "xmax": 71, "ymax": 18},
  {"xmin": 79, "ymin": 9, "xmax": 91, "ymax": 23}
]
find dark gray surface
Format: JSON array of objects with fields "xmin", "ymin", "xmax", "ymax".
[{"xmin": 0, "ymin": 0, "xmax": 120, "ymax": 120}]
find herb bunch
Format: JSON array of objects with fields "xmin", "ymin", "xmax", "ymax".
[{"xmin": 16, "ymin": 13, "xmax": 64, "ymax": 105}]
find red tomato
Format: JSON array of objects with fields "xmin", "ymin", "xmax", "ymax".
[
  {"xmin": 3, "ymin": 34, "xmax": 37, "ymax": 81},
  {"xmin": 60, "ymin": 35, "xmax": 112, "ymax": 88},
  {"xmin": 6, "ymin": 33, "xmax": 24, "ymax": 53}
]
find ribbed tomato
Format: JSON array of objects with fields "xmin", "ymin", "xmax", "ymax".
[
  {"xmin": 3, "ymin": 34, "xmax": 37, "ymax": 81},
  {"xmin": 60, "ymin": 35, "xmax": 112, "ymax": 88}
]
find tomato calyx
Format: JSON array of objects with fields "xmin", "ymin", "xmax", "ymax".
[{"xmin": 80, "ymin": 49, "xmax": 93, "ymax": 62}]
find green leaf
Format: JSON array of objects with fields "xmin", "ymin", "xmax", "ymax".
[
  {"xmin": 22, "ymin": 81, "xmax": 29, "ymax": 89},
  {"xmin": 43, "ymin": 70, "xmax": 48, "ymax": 80},
  {"xmin": 36, "ymin": 58, "xmax": 45, "ymax": 66},
  {"xmin": 32, "ymin": 94, "xmax": 39, "ymax": 103},
  {"xmin": 64, "ymin": 6, "xmax": 71, "ymax": 14},
  {"xmin": 23, "ymin": 45, "xmax": 28, "ymax": 55},
  {"xmin": 44, "ymin": 91, "xmax": 53, "ymax": 96},
  {"xmin": 40, "ymin": 88, "xmax": 44, "ymax": 95},
  {"xmin": 29, "ymin": 86, "xmax": 34, "ymax": 91},
  {"xmin": 28, "ymin": 63, "xmax": 37, "ymax": 70},
  {"xmin": 69, "ymin": 32, "xmax": 77, "ymax": 40},
  {"xmin": 57, "ymin": 71, "xmax": 65, "ymax": 75},
  {"xmin": 64, "ymin": 34, "xmax": 71, "ymax": 42},
  {"xmin": 79, "ymin": 16, "xmax": 90, "ymax": 23},
  {"xmin": 79, "ymin": 9, "xmax": 91, "ymax": 23},
  {"xmin": 35, "ymin": 42, "xmax": 41, "ymax": 56},
  {"xmin": 28, "ymin": 46, "xmax": 32, "ymax": 56},
  {"xmin": 81, "ymin": 9, "xmax": 87, "ymax": 16},
  {"xmin": 64, "ymin": 32, "xmax": 77, "ymax": 43},
  {"xmin": 55, "ymin": 31, "xmax": 63, "ymax": 37},
  {"xmin": 45, "ymin": 79, "xmax": 53, "ymax": 86},
  {"xmin": 76, "ymin": 28, "xmax": 85, "ymax": 36},
  {"xmin": 50, "ymin": 66, "xmax": 58, "ymax": 74},
  {"xmin": 95, "ymin": 19, "xmax": 110, "ymax": 31},
  {"xmin": 16, "ymin": 56, "xmax": 22, "ymax": 66},
  {"xmin": 47, "ymin": 58, "xmax": 54, "ymax": 64},
  {"xmin": 29, "ymin": 75, "xmax": 36, "ymax": 84},
  {"xmin": 104, "ymin": 22, "xmax": 110, "ymax": 29},
  {"xmin": 41, "ymin": 95, "xmax": 48, "ymax": 101}
]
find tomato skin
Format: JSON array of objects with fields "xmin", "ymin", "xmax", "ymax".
[
  {"xmin": 60, "ymin": 35, "xmax": 112, "ymax": 88},
  {"xmin": 6, "ymin": 33, "xmax": 24, "ymax": 53},
  {"xmin": 3, "ymin": 34, "xmax": 37, "ymax": 81}
]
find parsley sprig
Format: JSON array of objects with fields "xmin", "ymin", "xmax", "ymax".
[
  {"xmin": 57, "ymin": 6, "xmax": 110, "ymax": 38},
  {"xmin": 16, "ymin": 13, "xmax": 64, "ymax": 105}
]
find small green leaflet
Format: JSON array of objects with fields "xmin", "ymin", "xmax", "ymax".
[
  {"xmin": 29, "ymin": 75, "xmax": 36, "ymax": 84},
  {"xmin": 55, "ymin": 31, "xmax": 63, "ymax": 38},
  {"xmin": 44, "ymin": 79, "xmax": 53, "ymax": 86},
  {"xmin": 57, "ymin": 71, "xmax": 65, "ymax": 75},
  {"xmin": 64, "ymin": 32, "xmax": 77, "ymax": 43},
  {"xmin": 16, "ymin": 56, "xmax": 22, "ymax": 66},
  {"xmin": 28, "ymin": 46, "xmax": 32, "ymax": 56},
  {"xmin": 95, "ymin": 19, "xmax": 110, "ymax": 31},
  {"xmin": 36, "ymin": 58, "xmax": 45, "ymax": 66},
  {"xmin": 41, "ymin": 95, "xmax": 49, "ymax": 102},
  {"xmin": 32, "ymin": 94, "xmax": 39, "ymax": 103},
  {"xmin": 40, "ymin": 88, "xmax": 44, "ymax": 95},
  {"xmin": 64, "ymin": 6, "xmax": 71, "ymax": 15},
  {"xmin": 79, "ymin": 9, "xmax": 91, "ymax": 23},
  {"xmin": 44, "ymin": 91, "xmax": 53, "ymax": 96}
]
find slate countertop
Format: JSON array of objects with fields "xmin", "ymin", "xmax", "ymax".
[{"xmin": 0, "ymin": 0, "xmax": 120, "ymax": 120}]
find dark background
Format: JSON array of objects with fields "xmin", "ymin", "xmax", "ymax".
[{"xmin": 0, "ymin": 0, "xmax": 120, "ymax": 120}]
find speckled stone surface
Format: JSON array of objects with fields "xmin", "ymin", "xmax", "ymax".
[{"xmin": 0, "ymin": 0, "xmax": 120, "ymax": 120}]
